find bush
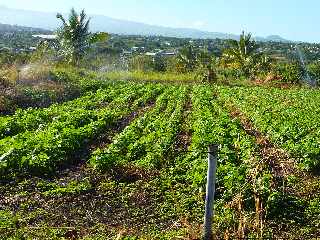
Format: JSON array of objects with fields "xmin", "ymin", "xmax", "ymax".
[
  {"xmin": 0, "ymin": 65, "xmax": 18, "ymax": 87},
  {"xmin": 128, "ymin": 55, "xmax": 154, "ymax": 72},
  {"xmin": 152, "ymin": 55, "xmax": 167, "ymax": 72},
  {"xmin": 307, "ymin": 61, "xmax": 320, "ymax": 84},
  {"xmin": 275, "ymin": 62, "xmax": 304, "ymax": 84}
]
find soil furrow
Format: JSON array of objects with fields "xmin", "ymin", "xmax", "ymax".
[
  {"xmin": 226, "ymin": 103, "xmax": 320, "ymax": 239},
  {"xmin": 229, "ymin": 107, "xmax": 296, "ymax": 179},
  {"xmin": 173, "ymin": 90, "xmax": 192, "ymax": 154}
]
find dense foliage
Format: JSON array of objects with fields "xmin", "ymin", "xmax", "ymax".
[
  {"xmin": 0, "ymin": 82, "xmax": 163, "ymax": 177},
  {"xmin": 219, "ymin": 86, "xmax": 320, "ymax": 171}
]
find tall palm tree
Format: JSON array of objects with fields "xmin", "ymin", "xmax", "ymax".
[
  {"xmin": 56, "ymin": 8, "xmax": 108, "ymax": 65},
  {"xmin": 223, "ymin": 31, "xmax": 260, "ymax": 77}
]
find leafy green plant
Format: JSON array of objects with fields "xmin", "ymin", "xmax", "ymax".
[
  {"xmin": 275, "ymin": 62, "xmax": 304, "ymax": 84},
  {"xmin": 41, "ymin": 179, "xmax": 92, "ymax": 197},
  {"xmin": 218, "ymin": 85, "xmax": 320, "ymax": 170},
  {"xmin": 0, "ymin": 83, "xmax": 163, "ymax": 177}
]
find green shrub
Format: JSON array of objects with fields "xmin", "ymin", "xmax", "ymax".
[
  {"xmin": 275, "ymin": 62, "xmax": 304, "ymax": 84},
  {"xmin": 307, "ymin": 61, "xmax": 320, "ymax": 84}
]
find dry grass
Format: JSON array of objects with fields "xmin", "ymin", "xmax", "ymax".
[
  {"xmin": 18, "ymin": 62, "xmax": 53, "ymax": 85},
  {"xmin": 104, "ymin": 71, "xmax": 198, "ymax": 83},
  {"xmin": 0, "ymin": 65, "xmax": 19, "ymax": 87}
]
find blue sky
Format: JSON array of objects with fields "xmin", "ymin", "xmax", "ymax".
[{"xmin": 0, "ymin": 0, "xmax": 319, "ymax": 42}]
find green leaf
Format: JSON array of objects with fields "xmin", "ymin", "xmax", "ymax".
[{"xmin": 89, "ymin": 32, "xmax": 109, "ymax": 44}]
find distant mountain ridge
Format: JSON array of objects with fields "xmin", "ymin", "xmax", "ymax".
[
  {"xmin": 0, "ymin": 22, "xmax": 48, "ymax": 33},
  {"xmin": 0, "ymin": 6, "xmax": 291, "ymax": 42}
]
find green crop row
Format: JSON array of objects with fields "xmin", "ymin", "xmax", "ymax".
[
  {"xmin": 0, "ymin": 82, "xmax": 131, "ymax": 139},
  {"xmin": 218, "ymin": 86, "xmax": 320, "ymax": 170},
  {"xmin": 187, "ymin": 86, "xmax": 256, "ymax": 191},
  {"xmin": 154, "ymin": 86, "xmax": 270, "ymax": 237},
  {"xmin": 0, "ymin": 83, "xmax": 163, "ymax": 178},
  {"xmin": 90, "ymin": 85, "xmax": 188, "ymax": 170}
]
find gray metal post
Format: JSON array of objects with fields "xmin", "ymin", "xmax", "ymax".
[
  {"xmin": 17, "ymin": 70, "xmax": 21, "ymax": 85},
  {"xmin": 203, "ymin": 144, "xmax": 218, "ymax": 240}
]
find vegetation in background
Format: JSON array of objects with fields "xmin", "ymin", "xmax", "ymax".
[{"xmin": 0, "ymin": 15, "xmax": 319, "ymax": 93}]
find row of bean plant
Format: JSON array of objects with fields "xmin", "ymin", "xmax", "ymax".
[
  {"xmin": 218, "ymin": 86, "xmax": 320, "ymax": 170},
  {"xmin": 0, "ymin": 83, "xmax": 163, "ymax": 177},
  {"xmin": 90, "ymin": 85, "xmax": 188, "ymax": 170},
  {"xmin": 0, "ymin": 82, "xmax": 129, "ymax": 139},
  {"xmin": 156, "ymin": 85, "xmax": 267, "ymax": 237}
]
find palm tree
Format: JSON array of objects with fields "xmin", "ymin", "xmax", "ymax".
[
  {"xmin": 56, "ymin": 8, "xmax": 108, "ymax": 65},
  {"xmin": 223, "ymin": 31, "xmax": 260, "ymax": 77}
]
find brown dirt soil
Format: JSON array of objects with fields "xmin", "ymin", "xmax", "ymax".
[{"xmin": 174, "ymin": 94, "xmax": 192, "ymax": 153}]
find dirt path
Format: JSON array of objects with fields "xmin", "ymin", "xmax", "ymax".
[{"xmin": 173, "ymin": 90, "xmax": 192, "ymax": 154}]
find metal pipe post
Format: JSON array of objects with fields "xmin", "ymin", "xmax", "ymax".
[{"xmin": 203, "ymin": 144, "xmax": 219, "ymax": 240}]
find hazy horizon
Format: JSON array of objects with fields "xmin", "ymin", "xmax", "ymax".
[{"xmin": 0, "ymin": 0, "xmax": 319, "ymax": 43}]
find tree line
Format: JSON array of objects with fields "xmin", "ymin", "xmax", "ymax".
[{"xmin": 2, "ymin": 8, "xmax": 320, "ymax": 85}]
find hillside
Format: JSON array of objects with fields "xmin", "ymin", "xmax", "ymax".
[
  {"xmin": 0, "ymin": 6, "xmax": 290, "ymax": 42},
  {"xmin": 0, "ymin": 23, "xmax": 48, "ymax": 33}
]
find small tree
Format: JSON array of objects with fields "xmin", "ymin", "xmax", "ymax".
[
  {"xmin": 196, "ymin": 50, "xmax": 218, "ymax": 83},
  {"xmin": 56, "ymin": 8, "xmax": 108, "ymax": 65},
  {"xmin": 176, "ymin": 45, "xmax": 198, "ymax": 73},
  {"xmin": 223, "ymin": 32, "xmax": 257, "ymax": 77}
]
